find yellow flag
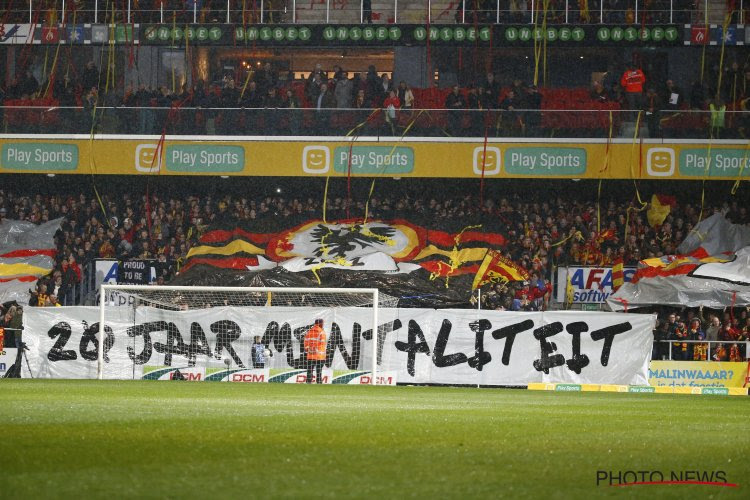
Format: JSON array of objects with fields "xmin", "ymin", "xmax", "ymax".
[
  {"xmin": 565, "ymin": 272, "xmax": 575, "ymax": 306},
  {"xmin": 647, "ymin": 194, "xmax": 675, "ymax": 228}
]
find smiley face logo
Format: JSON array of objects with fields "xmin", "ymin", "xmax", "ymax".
[
  {"xmin": 646, "ymin": 148, "xmax": 675, "ymax": 177},
  {"xmin": 135, "ymin": 144, "xmax": 161, "ymax": 173},
  {"xmin": 302, "ymin": 146, "xmax": 330, "ymax": 174},
  {"xmin": 472, "ymin": 146, "xmax": 501, "ymax": 175}
]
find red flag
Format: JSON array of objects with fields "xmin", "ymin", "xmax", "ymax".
[{"xmin": 472, "ymin": 249, "xmax": 529, "ymax": 290}]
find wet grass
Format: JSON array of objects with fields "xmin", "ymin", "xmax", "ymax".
[{"xmin": 1, "ymin": 380, "xmax": 747, "ymax": 498}]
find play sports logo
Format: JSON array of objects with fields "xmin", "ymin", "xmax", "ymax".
[
  {"xmin": 135, "ymin": 144, "xmax": 162, "ymax": 172},
  {"xmin": 646, "ymin": 148, "xmax": 675, "ymax": 177},
  {"xmin": 302, "ymin": 146, "xmax": 330, "ymax": 173},
  {"xmin": 473, "ymin": 147, "xmax": 501, "ymax": 175}
]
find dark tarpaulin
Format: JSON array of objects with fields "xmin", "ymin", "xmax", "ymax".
[{"xmin": 170, "ymin": 265, "xmax": 476, "ymax": 309}]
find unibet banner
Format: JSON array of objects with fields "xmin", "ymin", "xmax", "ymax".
[
  {"xmin": 649, "ymin": 361, "xmax": 748, "ymax": 388},
  {"xmin": 556, "ymin": 266, "xmax": 637, "ymax": 304},
  {"xmin": 139, "ymin": 24, "xmax": 682, "ymax": 47},
  {"xmin": 1, "ymin": 137, "xmax": 748, "ymax": 180},
  {"xmin": 22, "ymin": 307, "xmax": 654, "ymax": 386}
]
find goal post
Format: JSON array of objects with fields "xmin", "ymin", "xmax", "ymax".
[{"xmin": 98, "ymin": 285, "xmax": 393, "ymax": 384}]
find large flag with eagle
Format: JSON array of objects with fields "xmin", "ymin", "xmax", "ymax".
[
  {"xmin": 184, "ymin": 217, "xmax": 507, "ymax": 278},
  {"xmin": 176, "ymin": 216, "xmax": 513, "ymax": 307}
]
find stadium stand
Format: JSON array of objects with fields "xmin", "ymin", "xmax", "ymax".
[{"xmin": 0, "ymin": 0, "xmax": 748, "ymax": 364}]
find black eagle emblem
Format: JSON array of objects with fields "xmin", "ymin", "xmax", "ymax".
[{"xmin": 309, "ymin": 224, "xmax": 395, "ymax": 258}]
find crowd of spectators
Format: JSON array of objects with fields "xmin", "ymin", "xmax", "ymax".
[
  {"xmin": 1, "ymin": 180, "xmax": 747, "ymax": 303},
  {"xmin": 651, "ymin": 306, "xmax": 749, "ymax": 362},
  {"xmin": 2, "ymin": 59, "xmax": 749, "ymax": 138}
]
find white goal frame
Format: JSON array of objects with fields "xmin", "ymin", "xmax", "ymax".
[{"xmin": 98, "ymin": 285, "xmax": 380, "ymax": 382}]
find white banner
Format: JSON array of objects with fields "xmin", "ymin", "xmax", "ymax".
[
  {"xmin": 556, "ymin": 266, "xmax": 636, "ymax": 304},
  {"xmin": 22, "ymin": 307, "xmax": 655, "ymax": 386}
]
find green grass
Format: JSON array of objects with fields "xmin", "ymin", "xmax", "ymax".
[{"xmin": 2, "ymin": 381, "xmax": 747, "ymax": 499}]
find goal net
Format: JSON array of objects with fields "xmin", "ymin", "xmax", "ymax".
[{"xmin": 97, "ymin": 285, "xmax": 399, "ymax": 384}]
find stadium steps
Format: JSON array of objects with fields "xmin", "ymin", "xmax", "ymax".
[
  {"xmin": 618, "ymin": 119, "xmax": 650, "ymax": 138},
  {"xmin": 699, "ymin": 0, "xmax": 731, "ymax": 24},
  {"xmin": 294, "ymin": 2, "xmax": 360, "ymax": 24}
]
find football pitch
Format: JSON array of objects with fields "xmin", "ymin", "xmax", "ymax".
[{"xmin": 2, "ymin": 381, "xmax": 747, "ymax": 498}]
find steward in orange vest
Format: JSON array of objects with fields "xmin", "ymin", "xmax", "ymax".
[
  {"xmin": 304, "ymin": 319, "xmax": 327, "ymax": 383},
  {"xmin": 620, "ymin": 67, "xmax": 646, "ymax": 94},
  {"xmin": 620, "ymin": 64, "xmax": 646, "ymax": 118}
]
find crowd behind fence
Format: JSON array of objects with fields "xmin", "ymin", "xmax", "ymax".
[
  {"xmin": 653, "ymin": 339, "xmax": 750, "ymax": 361},
  {"xmin": 2, "ymin": 100, "xmax": 748, "ymax": 140}
]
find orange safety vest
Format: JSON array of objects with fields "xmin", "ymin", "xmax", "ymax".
[
  {"xmin": 620, "ymin": 69, "xmax": 645, "ymax": 93},
  {"xmin": 304, "ymin": 325, "xmax": 327, "ymax": 361}
]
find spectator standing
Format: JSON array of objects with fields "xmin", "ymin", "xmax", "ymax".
[
  {"xmin": 525, "ymin": 85, "xmax": 542, "ymax": 137},
  {"xmin": 709, "ymin": 96, "xmax": 726, "ymax": 138},
  {"xmin": 652, "ymin": 319, "xmax": 669, "ymax": 360},
  {"xmin": 444, "ymin": 84, "xmax": 467, "ymax": 136},
  {"xmin": 500, "ymin": 89, "xmax": 523, "ymax": 136},
  {"xmin": 483, "ymin": 72, "xmax": 501, "ymax": 108},
  {"xmin": 397, "ymin": 81, "xmax": 414, "ymax": 109},
  {"xmin": 315, "ymin": 83, "xmax": 336, "ymax": 134},
  {"xmin": 687, "ymin": 318, "xmax": 706, "ymax": 360},
  {"xmin": 620, "ymin": 63, "xmax": 646, "ymax": 119},
  {"xmin": 282, "ymin": 88, "xmax": 301, "ymax": 134},
  {"xmin": 383, "ymin": 89, "xmax": 401, "ymax": 134},
  {"xmin": 263, "ymin": 87, "xmax": 283, "ymax": 134},
  {"xmin": 661, "ymin": 79, "xmax": 683, "ymax": 111},
  {"xmin": 365, "ymin": 65, "xmax": 381, "ymax": 107},
  {"xmin": 82, "ymin": 61, "xmax": 99, "ymax": 93},
  {"xmin": 670, "ymin": 319, "xmax": 689, "ymax": 360},
  {"xmin": 335, "ymin": 75, "xmax": 353, "ymax": 109}
]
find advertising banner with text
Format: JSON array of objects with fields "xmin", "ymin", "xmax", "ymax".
[
  {"xmin": 556, "ymin": 266, "xmax": 637, "ymax": 304},
  {"xmin": 22, "ymin": 306, "xmax": 654, "ymax": 386},
  {"xmin": 141, "ymin": 24, "xmax": 683, "ymax": 47},
  {"xmin": 1, "ymin": 138, "xmax": 748, "ymax": 180},
  {"xmin": 3, "ymin": 23, "xmax": 742, "ymax": 46},
  {"xmin": 649, "ymin": 361, "xmax": 748, "ymax": 388}
]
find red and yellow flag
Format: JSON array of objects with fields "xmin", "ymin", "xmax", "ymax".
[
  {"xmin": 647, "ymin": 194, "xmax": 677, "ymax": 228},
  {"xmin": 612, "ymin": 257, "xmax": 625, "ymax": 291},
  {"xmin": 472, "ymin": 249, "xmax": 529, "ymax": 290}
]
